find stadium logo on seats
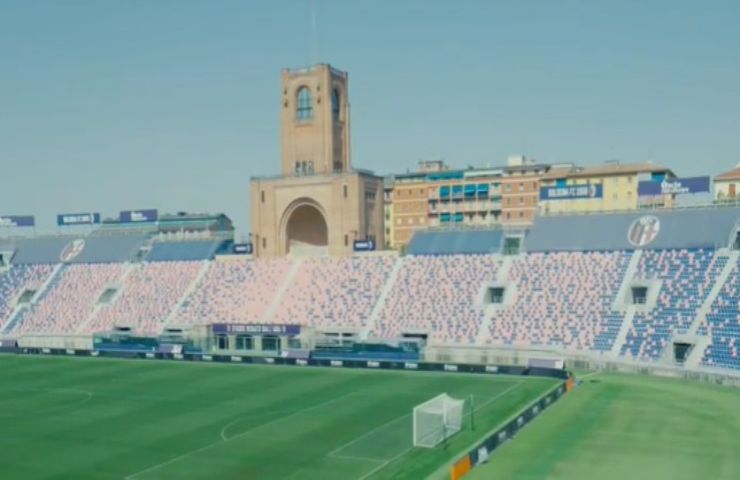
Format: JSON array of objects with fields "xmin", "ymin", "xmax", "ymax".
[
  {"xmin": 628, "ymin": 216, "xmax": 660, "ymax": 247},
  {"xmin": 60, "ymin": 239, "xmax": 86, "ymax": 262}
]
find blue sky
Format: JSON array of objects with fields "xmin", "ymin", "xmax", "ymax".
[{"xmin": 1, "ymin": 0, "xmax": 738, "ymax": 236}]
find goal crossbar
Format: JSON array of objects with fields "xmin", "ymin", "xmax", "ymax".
[{"xmin": 413, "ymin": 393, "xmax": 465, "ymax": 448}]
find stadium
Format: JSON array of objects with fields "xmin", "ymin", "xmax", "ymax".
[
  {"xmin": 2, "ymin": 5, "xmax": 740, "ymax": 479},
  {"xmin": 2, "ymin": 166, "xmax": 740, "ymax": 479}
]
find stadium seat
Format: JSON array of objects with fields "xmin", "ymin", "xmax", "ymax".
[
  {"xmin": 701, "ymin": 256, "xmax": 740, "ymax": 370},
  {"xmin": 484, "ymin": 251, "xmax": 631, "ymax": 351},
  {"xmin": 174, "ymin": 258, "xmax": 293, "ymax": 326},
  {"xmin": 375, "ymin": 254, "xmax": 501, "ymax": 343},
  {"xmin": 621, "ymin": 249, "xmax": 723, "ymax": 361},
  {"xmin": 13, "ymin": 263, "xmax": 125, "ymax": 335},
  {"xmin": 271, "ymin": 256, "xmax": 395, "ymax": 328}
]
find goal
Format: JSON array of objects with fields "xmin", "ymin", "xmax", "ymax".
[{"xmin": 413, "ymin": 393, "xmax": 465, "ymax": 448}]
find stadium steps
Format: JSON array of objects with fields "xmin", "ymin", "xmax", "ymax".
[
  {"xmin": 475, "ymin": 255, "xmax": 512, "ymax": 346},
  {"xmin": 359, "ymin": 256, "xmax": 406, "ymax": 340},
  {"xmin": 260, "ymin": 258, "xmax": 303, "ymax": 324},
  {"xmin": 2, "ymin": 263, "xmax": 65, "ymax": 335},
  {"xmin": 158, "ymin": 260, "xmax": 211, "ymax": 332},
  {"xmin": 75, "ymin": 262, "xmax": 135, "ymax": 334},
  {"xmin": 687, "ymin": 249, "xmax": 739, "ymax": 337},
  {"xmin": 610, "ymin": 250, "xmax": 642, "ymax": 358}
]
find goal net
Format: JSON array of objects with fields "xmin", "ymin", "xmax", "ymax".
[{"xmin": 413, "ymin": 393, "xmax": 465, "ymax": 448}]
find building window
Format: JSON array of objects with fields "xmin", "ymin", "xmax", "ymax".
[
  {"xmin": 332, "ymin": 88, "xmax": 340, "ymax": 121},
  {"xmin": 296, "ymin": 87, "xmax": 313, "ymax": 121},
  {"xmin": 262, "ymin": 237, "xmax": 266, "ymax": 249},
  {"xmin": 261, "ymin": 191, "xmax": 265, "ymax": 203},
  {"xmin": 519, "ymin": 211, "xmax": 524, "ymax": 218},
  {"xmin": 505, "ymin": 184, "xmax": 512, "ymax": 192},
  {"xmin": 344, "ymin": 234, "xmax": 348, "ymax": 246},
  {"xmin": 506, "ymin": 212, "xmax": 511, "ymax": 220},
  {"xmin": 519, "ymin": 197, "xmax": 524, "ymax": 205},
  {"xmin": 519, "ymin": 182, "xmax": 524, "ymax": 191},
  {"xmin": 343, "ymin": 185, "xmax": 348, "ymax": 198}
]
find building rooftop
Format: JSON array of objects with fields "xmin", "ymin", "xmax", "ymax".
[
  {"xmin": 715, "ymin": 164, "xmax": 740, "ymax": 181},
  {"xmin": 541, "ymin": 162, "xmax": 674, "ymax": 180}
]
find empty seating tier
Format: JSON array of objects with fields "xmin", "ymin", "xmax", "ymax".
[
  {"xmin": 485, "ymin": 251, "xmax": 631, "ymax": 351},
  {"xmin": 0, "ymin": 264, "xmax": 54, "ymax": 330},
  {"xmin": 174, "ymin": 259, "xmax": 292, "ymax": 326},
  {"xmin": 88, "ymin": 261, "xmax": 203, "ymax": 334},
  {"xmin": 272, "ymin": 256, "xmax": 395, "ymax": 328},
  {"xmin": 375, "ymin": 254, "xmax": 500, "ymax": 344},
  {"xmin": 702, "ymin": 257, "xmax": 740, "ymax": 370},
  {"xmin": 621, "ymin": 249, "xmax": 723, "ymax": 361},
  {"xmin": 14, "ymin": 263, "xmax": 125, "ymax": 335}
]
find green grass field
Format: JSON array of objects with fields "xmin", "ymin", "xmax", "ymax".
[
  {"xmin": 467, "ymin": 372, "xmax": 740, "ymax": 480},
  {"xmin": 0, "ymin": 355, "xmax": 556, "ymax": 480}
]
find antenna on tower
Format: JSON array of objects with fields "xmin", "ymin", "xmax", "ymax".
[{"xmin": 310, "ymin": 1, "xmax": 319, "ymax": 64}]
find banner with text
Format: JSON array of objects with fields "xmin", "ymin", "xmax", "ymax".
[
  {"xmin": 233, "ymin": 243, "xmax": 253, "ymax": 255},
  {"xmin": 119, "ymin": 209, "xmax": 158, "ymax": 223},
  {"xmin": 638, "ymin": 176, "xmax": 711, "ymax": 196},
  {"xmin": 211, "ymin": 324, "xmax": 301, "ymax": 336},
  {"xmin": 0, "ymin": 215, "xmax": 35, "ymax": 227},
  {"xmin": 57, "ymin": 212, "xmax": 101, "ymax": 226},
  {"xmin": 353, "ymin": 239, "xmax": 376, "ymax": 252},
  {"xmin": 540, "ymin": 184, "xmax": 603, "ymax": 201}
]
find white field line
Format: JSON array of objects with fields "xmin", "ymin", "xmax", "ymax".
[
  {"xmin": 356, "ymin": 446, "xmax": 414, "ymax": 480},
  {"xmin": 331, "ymin": 382, "xmax": 524, "ymax": 480},
  {"xmin": 124, "ymin": 390, "xmax": 359, "ymax": 480},
  {"xmin": 578, "ymin": 371, "xmax": 600, "ymax": 380},
  {"xmin": 327, "ymin": 411, "xmax": 409, "ymax": 458},
  {"xmin": 219, "ymin": 408, "xmax": 296, "ymax": 441},
  {"xmin": 0, "ymin": 387, "xmax": 94, "ymax": 417}
]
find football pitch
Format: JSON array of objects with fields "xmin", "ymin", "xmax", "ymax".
[
  {"xmin": 467, "ymin": 371, "xmax": 740, "ymax": 480},
  {"xmin": 0, "ymin": 355, "xmax": 556, "ymax": 480}
]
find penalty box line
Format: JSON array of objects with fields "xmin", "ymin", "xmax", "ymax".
[
  {"xmin": 124, "ymin": 390, "xmax": 360, "ymax": 480},
  {"xmin": 327, "ymin": 382, "xmax": 524, "ymax": 474}
]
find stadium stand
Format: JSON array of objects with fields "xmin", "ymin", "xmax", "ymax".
[
  {"xmin": 0, "ymin": 264, "xmax": 54, "ymax": 330},
  {"xmin": 5, "ymin": 235, "xmax": 148, "ymax": 264},
  {"xmin": 621, "ymin": 249, "xmax": 724, "ymax": 360},
  {"xmin": 146, "ymin": 240, "xmax": 225, "ymax": 262},
  {"xmin": 526, "ymin": 207, "xmax": 738, "ymax": 252},
  {"xmin": 174, "ymin": 259, "xmax": 292, "ymax": 326},
  {"xmin": 702, "ymin": 256, "xmax": 740, "ymax": 369},
  {"xmin": 374, "ymin": 254, "xmax": 500, "ymax": 343},
  {"xmin": 13, "ymin": 263, "xmax": 126, "ymax": 334},
  {"xmin": 89, "ymin": 261, "xmax": 203, "ymax": 334},
  {"xmin": 407, "ymin": 229, "xmax": 504, "ymax": 255},
  {"xmin": 2, "ymin": 206, "xmax": 739, "ymax": 371},
  {"xmin": 271, "ymin": 256, "xmax": 395, "ymax": 328},
  {"xmin": 484, "ymin": 251, "xmax": 631, "ymax": 351}
]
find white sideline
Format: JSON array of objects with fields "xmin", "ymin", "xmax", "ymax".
[
  {"xmin": 124, "ymin": 390, "xmax": 359, "ymax": 480},
  {"xmin": 329, "ymin": 382, "xmax": 524, "ymax": 479}
]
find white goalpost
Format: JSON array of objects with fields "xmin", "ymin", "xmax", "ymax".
[{"xmin": 412, "ymin": 393, "xmax": 465, "ymax": 448}]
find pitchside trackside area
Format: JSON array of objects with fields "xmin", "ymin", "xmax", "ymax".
[
  {"xmin": 0, "ymin": 355, "xmax": 556, "ymax": 480},
  {"xmin": 466, "ymin": 372, "xmax": 740, "ymax": 480}
]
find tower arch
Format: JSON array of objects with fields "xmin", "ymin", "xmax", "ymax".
[{"xmin": 279, "ymin": 198, "xmax": 329, "ymax": 255}]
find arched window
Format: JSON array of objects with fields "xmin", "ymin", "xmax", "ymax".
[
  {"xmin": 331, "ymin": 88, "xmax": 341, "ymax": 121},
  {"xmin": 296, "ymin": 87, "xmax": 313, "ymax": 121}
]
